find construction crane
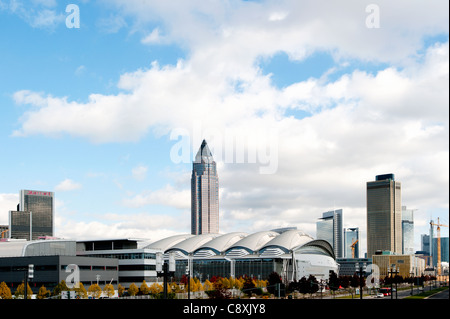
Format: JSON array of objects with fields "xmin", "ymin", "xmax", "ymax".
[
  {"xmin": 430, "ymin": 218, "xmax": 448, "ymax": 276},
  {"xmin": 351, "ymin": 239, "xmax": 359, "ymax": 258}
]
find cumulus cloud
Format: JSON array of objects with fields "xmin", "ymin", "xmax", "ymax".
[
  {"xmin": 131, "ymin": 165, "xmax": 148, "ymax": 181},
  {"xmin": 0, "ymin": 193, "xmax": 19, "ymax": 224},
  {"xmin": 8, "ymin": 0, "xmax": 449, "ymax": 251},
  {"xmin": 55, "ymin": 179, "xmax": 82, "ymax": 192}
]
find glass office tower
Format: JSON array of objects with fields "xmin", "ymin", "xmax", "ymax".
[
  {"xmin": 344, "ymin": 227, "xmax": 359, "ymax": 258},
  {"xmin": 366, "ymin": 174, "xmax": 402, "ymax": 257},
  {"xmin": 316, "ymin": 209, "xmax": 343, "ymax": 258},
  {"xmin": 402, "ymin": 206, "xmax": 415, "ymax": 255},
  {"xmin": 191, "ymin": 140, "xmax": 219, "ymax": 235},
  {"xmin": 17, "ymin": 189, "xmax": 54, "ymax": 240}
]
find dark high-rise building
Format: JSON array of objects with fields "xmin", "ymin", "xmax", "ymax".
[
  {"xmin": 366, "ymin": 174, "xmax": 402, "ymax": 257},
  {"xmin": 191, "ymin": 140, "xmax": 219, "ymax": 235},
  {"xmin": 12, "ymin": 189, "xmax": 55, "ymax": 240}
]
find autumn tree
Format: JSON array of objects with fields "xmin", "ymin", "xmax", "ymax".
[
  {"xmin": 37, "ymin": 285, "xmax": 51, "ymax": 299},
  {"xmin": 118, "ymin": 284, "xmax": 126, "ymax": 297},
  {"xmin": 0, "ymin": 281, "xmax": 12, "ymax": 299},
  {"xmin": 14, "ymin": 282, "xmax": 33, "ymax": 299},
  {"xmin": 128, "ymin": 283, "xmax": 139, "ymax": 296},
  {"xmin": 75, "ymin": 282, "xmax": 88, "ymax": 299},
  {"xmin": 203, "ymin": 279, "xmax": 213, "ymax": 291},
  {"xmin": 104, "ymin": 283, "xmax": 115, "ymax": 298},
  {"xmin": 88, "ymin": 283, "xmax": 102, "ymax": 299},
  {"xmin": 140, "ymin": 280, "xmax": 150, "ymax": 295}
]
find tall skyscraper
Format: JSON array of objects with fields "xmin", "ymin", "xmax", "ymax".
[
  {"xmin": 402, "ymin": 206, "xmax": 415, "ymax": 255},
  {"xmin": 344, "ymin": 227, "xmax": 360, "ymax": 258},
  {"xmin": 316, "ymin": 209, "xmax": 343, "ymax": 258},
  {"xmin": 366, "ymin": 174, "xmax": 402, "ymax": 257},
  {"xmin": 13, "ymin": 189, "xmax": 55, "ymax": 240},
  {"xmin": 191, "ymin": 140, "xmax": 219, "ymax": 235}
]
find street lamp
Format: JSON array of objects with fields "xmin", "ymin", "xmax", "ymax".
[
  {"xmin": 185, "ymin": 264, "xmax": 190, "ymax": 300},
  {"xmin": 387, "ymin": 264, "xmax": 399, "ymax": 299},
  {"xmin": 156, "ymin": 252, "xmax": 175, "ymax": 299},
  {"xmin": 410, "ymin": 271, "xmax": 414, "ymax": 296},
  {"xmin": 355, "ymin": 262, "xmax": 366, "ymax": 299}
]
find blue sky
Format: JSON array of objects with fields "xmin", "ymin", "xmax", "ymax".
[{"xmin": 0, "ymin": 0, "xmax": 448, "ymax": 255}]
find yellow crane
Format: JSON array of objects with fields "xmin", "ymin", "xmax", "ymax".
[
  {"xmin": 430, "ymin": 218, "xmax": 448, "ymax": 276},
  {"xmin": 351, "ymin": 239, "xmax": 359, "ymax": 258}
]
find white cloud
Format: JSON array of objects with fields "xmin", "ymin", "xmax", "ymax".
[
  {"xmin": 2, "ymin": 0, "xmax": 64, "ymax": 29},
  {"xmin": 55, "ymin": 179, "xmax": 82, "ymax": 192},
  {"xmin": 8, "ymin": 0, "xmax": 449, "ymax": 253},
  {"xmin": 122, "ymin": 184, "xmax": 190, "ymax": 210},
  {"xmin": 0, "ymin": 193, "xmax": 19, "ymax": 224},
  {"xmin": 131, "ymin": 165, "xmax": 148, "ymax": 181}
]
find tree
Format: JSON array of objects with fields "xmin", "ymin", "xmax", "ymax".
[
  {"xmin": 118, "ymin": 284, "xmax": 126, "ymax": 297},
  {"xmin": 298, "ymin": 276, "xmax": 309, "ymax": 295},
  {"xmin": 267, "ymin": 272, "xmax": 282, "ymax": 295},
  {"xmin": 307, "ymin": 275, "xmax": 319, "ymax": 295},
  {"xmin": 52, "ymin": 280, "xmax": 69, "ymax": 297},
  {"xmin": 75, "ymin": 282, "xmax": 88, "ymax": 299},
  {"xmin": 328, "ymin": 271, "xmax": 340, "ymax": 294},
  {"xmin": 0, "ymin": 281, "xmax": 12, "ymax": 299},
  {"xmin": 128, "ymin": 283, "xmax": 139, "ymax": 296},
  {"xmin": 140, "ymin": 280, "xmax": 150, "ymax": 295},
  {"xmin": 88, "ymin": 283, "xmax": 102, "ymax": 299},
  {"xmin": 14, "ymin": 282, "xmax": 33, "ymax": 299},
  {"xmin": 104, "ymin": 284, "xmax": 115, "ymax": 298},
  {"xmin": 242, "ymin": 276, "xmax": 256, "ymax": 296},
  {"xmin": 149, "ymin": 282, "xmax": 163, "ymax": 295},
  {"xmin": 206, "ymin": 279, "xmax": 231, "ymax": 299},
  {"xmin": 203, "ymin": 279, "xmax": 213, "ymax": 291},
  {"xmin": 37, "ymin": 285, "xmax": 51, "ymax": 299}
]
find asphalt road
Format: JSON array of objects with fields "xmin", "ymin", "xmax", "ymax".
[{"xmin": 426, "ymin": 288, "xmax": 449, "ymax": 299}]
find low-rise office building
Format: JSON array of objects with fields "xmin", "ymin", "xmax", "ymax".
[{"xmin": 0, "ymin": 239, "xmax": 118, "ymax": 293}]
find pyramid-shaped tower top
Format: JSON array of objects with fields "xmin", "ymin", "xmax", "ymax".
[{"xmin": 194, "ymin": 139, "xmax": 214, "ymax": 163}]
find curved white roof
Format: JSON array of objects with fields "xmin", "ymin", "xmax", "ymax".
[
  {"xmin": 0, "ymin": 239, "xmax": 76, "ymax": 257},
  {"xmin": 166, "ymin": 233, "xmax": 220, "ymax": 255},
  {"xmin": 260, "ymin": 229, "xmax": 314, "ymax": 253},
  {"xmin": 144, "ymin": 234, "xmax": 193, "ymax": 251},
  {"xmin": 193, "ymin": 232, "xmax": 248, "ymax": 255},
  {"xmin": 225, "ymin": 230, "xmax": 278, "ymax": 254}
]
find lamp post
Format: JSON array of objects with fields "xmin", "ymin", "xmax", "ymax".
[
  {"xmin": 387, "ymin": 264, "xmax": 399, "ymax": 299},
  {"xmin": 410, "ymin": 271, "xmax": 414, "ymax": 295},
  {"xmin": 355, "ymin": 262, "xmax": 366, "ymax": 299},
  {"xmin": 185, "ymin": 265, "xmax": 190, "ymax": 300},
  {"xmin": 156, "ymin": 252, "xmax": 175, "ymax": 299}
]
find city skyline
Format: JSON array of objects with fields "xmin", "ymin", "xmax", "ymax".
[{"xmin": 0, "ymin": 1, "xmax": 448, "ymax": 257}]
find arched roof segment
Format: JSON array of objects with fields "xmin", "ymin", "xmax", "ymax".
[
  {"xmin": 166, "ymin": 233, "xmax": 220, "ymax": 255},
  {"xmin": 225, "ymin": 230, "xmax": 278, "ymax": 255},
  {"xmin": 260, "ymin": 229, "xmax": 314, "ymax": 253},
  {"xmin": 144, "ymin": 234, "xmax": 193, "ymax": 252},
  {"xmin": 293, "ymin": 239, "xmax": 336, "ymax": 259},
  {"xmin": 193, "ymin": 232, "xmax": 248, "ymax": 256}
]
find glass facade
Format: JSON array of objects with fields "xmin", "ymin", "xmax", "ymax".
[
  {"xmin": 18, "ymin": 190, "xmax": 54, "ymax": 240},
  {"xmin": 316, "ymin": 209, "xmax": 343, "ymax": 258},
  {"xmin": 191, "ymin": 140, "xmax": 219, "ymax": 235},
  {"xmin": 344, "ymin": 227, "xmax": 359, "ymax": 258},
  {"xmin": 401, "ymin": 206, "xmax": 414, "ymax": 255},
  {"xmin": 9, "ymin": 210, "xmax": 32, "ymax": 240},
  {"xmin": 366, "ymin": 176, "xmax": 402, "ymax": 257},
  {"xmin": 173, "ymin": 258, "xmax": 278, "ymax": 281}
]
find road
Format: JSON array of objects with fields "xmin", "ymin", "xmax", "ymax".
[{"xmin": 426, "ymin": 288, "xmax": 449, "ymax": 299}]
